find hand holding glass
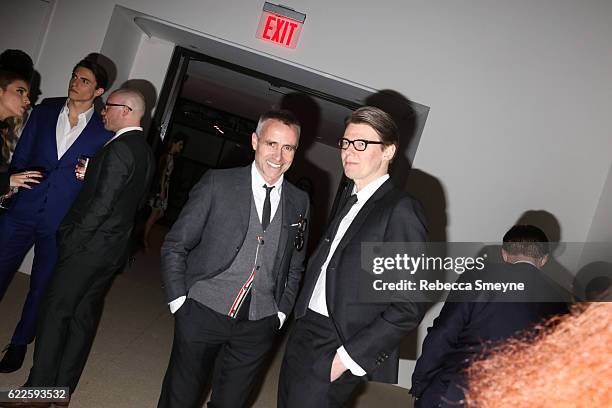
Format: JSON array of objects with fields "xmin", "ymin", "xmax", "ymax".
[{"xmin": 75, "ymin": 155, "xmax": 90, "ymax": 181}]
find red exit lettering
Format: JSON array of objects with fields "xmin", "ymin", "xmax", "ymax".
[{"xmin": 257, "ymin": 12, "xmax": 302, "ymax": 48}]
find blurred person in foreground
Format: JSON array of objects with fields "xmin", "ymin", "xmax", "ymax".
[{"xmin": 465, "ymin": 299, "xmax": 611, "ymax": 407}]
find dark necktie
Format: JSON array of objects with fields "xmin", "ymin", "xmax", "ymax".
[
  {"xmin": 296, "ymin": 194, "xmax": 358, "ymax": 317},
  {"xmin": 319, "ymin": 194, "xmax": 358, "ymax": 258},
  {"xmin": 261, "ymin": 185, "xmax": 275, "ymax": 231}
]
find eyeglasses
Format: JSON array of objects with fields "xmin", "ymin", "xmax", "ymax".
[
  {"xmin": 338, "ymin": 138, "xmax": 385, "ymax": 151},
  {"xmin": 104, "ymin": 102, "xmax": 133, "ymax": 111},
  {"xmin": 293, "ymin": 215, "xmax": 307, "ymax": 251}
]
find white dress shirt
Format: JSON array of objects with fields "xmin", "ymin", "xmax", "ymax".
[
  {"xmin": 105, "ymin": 126, "xmax": 143, "ymax": 145},
  {"xmin": 168, "ymin": 163, "xmax": 287, "ymax": 328},
  {"xmin": 55, "ymin": 102, "xmax": 94, "ymax": 159},
  {"xmin": 308, "ymin": 173, "xmax": 390, "ymax": 376}
]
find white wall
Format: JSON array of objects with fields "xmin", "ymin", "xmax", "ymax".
[
  {"xmin": 6, "ymin": 0, "xmax": 612, "ymax": 389},
  {"xmin": 585, "ymin": 162, "xmax": 612, "ymax": 245},
  {"xmin": 100, "ymin": 6, "xmax": 145, "ymax": 93},
  {"xmin": 129, "ymin": 36, "xmax": 175, "ymax": 105},
  {"xmin": 581, "ymin": 162, "xmax": 612, "ymax": 265},
  {"xmin": 0, "ymin": 0, "xmax": 54, "ymax": 64},
  {"xmin": 28, "ymin": 0, "xmax": 612, "ymax": 245}
]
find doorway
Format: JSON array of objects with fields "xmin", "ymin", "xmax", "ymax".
[
  {"xmin": 135, "ymin": 14, "xmax": 428, "ymax": 243},
  {"xmin": 147, "ymin": 46, "xmax": 359, "ymax": 241}
]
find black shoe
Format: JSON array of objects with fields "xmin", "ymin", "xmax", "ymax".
[{"xmin": 0, "ymin": 343, "xmax": 27, "ymax": 373}]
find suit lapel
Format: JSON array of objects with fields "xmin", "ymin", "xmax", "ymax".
[
  {"xmin": 325, "ymin": 180, "xmax": 394, "ymax": 300},
  {"xmin": 334, "ymin": 180, "xmax": 393, "ymax": 256},
  {"xmin": 234, "ymin": 166, "xmax": 252, "ymax": 234},
  {"xmin": 44, "ymin": 103, "xmax": 65, "ymax": 166},
  {"xmin": 273, "ymin": 181, "xmax": 298, "ymax": 273}
]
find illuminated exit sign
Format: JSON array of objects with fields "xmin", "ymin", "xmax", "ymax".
[{"xmin": 256, "ymin": 2, "xmax": 306, "ymax": 49}]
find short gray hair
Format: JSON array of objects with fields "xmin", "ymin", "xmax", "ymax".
[{"xmin": 255, "ymin": 109, "xmax": 301, "ymax": 139}]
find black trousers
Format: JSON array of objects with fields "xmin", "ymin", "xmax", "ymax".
[
  {"xmin": 278, "ymin": 311, "xmax": 365, "ymax": 408},
  {"xmin": 158, "ymin": 299, "xmax": 279, "ymax": 408},
  {"xmin": 27, "ymin": 254, "xmax": 120, "ymax": 392}
]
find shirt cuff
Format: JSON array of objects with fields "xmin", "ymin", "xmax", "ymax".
[
  {"xmin": 169, "ymin": 296, "xmax": 186, "ymax": 314},
  {"xmin": 337, "ymin": 346, "xmax": 367, "ymax": 376},
  {"xmin": 277, "ymin": 312, "xmax": 286, "ymax": 329}
]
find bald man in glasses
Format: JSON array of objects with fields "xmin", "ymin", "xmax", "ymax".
[{"xmin": 22, "ymin": 88, "xmax": 155, "ymax": 401}]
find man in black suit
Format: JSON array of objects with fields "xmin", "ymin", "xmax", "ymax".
[
  {"xmin": 22, "ymin": 88, "xmax": 155, "ymax": 397},
  {"xmin": 410, "ymin": 225, "xmax": 570, "ymax": 408},
  {"xmin": 158, "ymin": 110, "xmax": 309, "ymax": 408},
  {"xmin": 279, "ymin": 106, "xmax": 428, "ymax": 407}
]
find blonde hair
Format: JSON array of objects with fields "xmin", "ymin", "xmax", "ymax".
[{"xmin": 465, "ymin": 302, "xmax": 612, "ymax": 407}]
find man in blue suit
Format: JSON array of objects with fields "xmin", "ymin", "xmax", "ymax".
[
  {"xmin": 0, "ymin": 58, "xmax": 113, "ymax": 373},
  {"xmin": 410, "ymin": 225, "xmax": 570, "ymax": 407}
]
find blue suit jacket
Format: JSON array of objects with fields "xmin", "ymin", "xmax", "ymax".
[
  {"xmin": 411, "ymin": 262, "xmax": 570, "ymax": 407},
  {"xmin": 8, "ymin": 99, "xmax": 113, "ymax": 231}
]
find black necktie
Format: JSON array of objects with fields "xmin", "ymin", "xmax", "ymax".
[
  {"xmin": 323, "ymin": 194, "xmax": 358, "ymax": 246},
  {"xmin": 294, "ymin": 194, "xmax": 358, "ymax": 318},
  {"xmin": 262, "ymin": 185, "xmax": 274, "ymax": 231}
]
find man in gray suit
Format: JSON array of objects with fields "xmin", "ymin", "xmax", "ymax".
[{"xmin": 158, "ymin": 110, "xmax": 309, "ymax": 408}]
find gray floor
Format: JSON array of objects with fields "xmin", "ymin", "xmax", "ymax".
[{"xmin": 0, "ymin": 226, "xmax": 413, "ymax": 407}]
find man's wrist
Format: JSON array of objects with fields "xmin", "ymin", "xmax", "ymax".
[
  {"xmin": 277, "ymin": 312, "xmax": 286, "ymax": 328},
  {"xmin": 168, "ymin": 296, "xmax": 186, "ymax": 314},
  {"xmin": 336, "ymin": 346, "xmax": 367, "ymax": 376}
]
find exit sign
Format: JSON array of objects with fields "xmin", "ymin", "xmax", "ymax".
[{"xmin": 256, "ymin": 3, "xmax": 306, "ymax": 49}]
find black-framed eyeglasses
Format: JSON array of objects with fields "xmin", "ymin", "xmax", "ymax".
[
  {"xmin": 293, "ymin": 215, "xmax": 307, "ymax": 251},
  {"xmin": 338, "ymin": 138, "xmax": 384, "ymax": 151},
  {"xmin": 104, "ymin": 102, "xmax": 133, "ymax": 111}
]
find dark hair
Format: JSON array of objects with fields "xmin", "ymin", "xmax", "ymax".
[
  {"xmin": 0, "ymin": 69, "xmax": 29, "ymax": 90},
  {"xmin": 73, "ymin": 58, "xmax": 108, "ymax": 91},
  {"xmin": 345, "ymin": 106, "xmax": 400, "ymax": 151},
  {"xmin": 0, "ymin": 49, "xmax": 34, "ymax": 81},
  {"xmin": 502, "ymin": 225, "xmax": 550, "ymax": 258},
  {"xmin": 256, "ymin": 109, "xmax": 301, "ymax": 138},
  {"xmin": 172, "ymin": 132, "xmax": 187, "ymax": 144}
]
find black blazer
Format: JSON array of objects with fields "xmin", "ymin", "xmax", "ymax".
[
  {"xmin": 161, "ymin": 165, "xmax": 310, "ymax": 316},
  {"xmin": 295, "ymin": 179, "xmax": 428, "ymax": 383},
  {"xmin": 57, "ymin": 130, "xmax": 154, "ymax": 267},
  {"xmin": 411, "ymin": 262, "xmax": 569, "ymax": 407}
]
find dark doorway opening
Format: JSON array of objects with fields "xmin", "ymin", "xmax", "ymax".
[{"xmin": 147, "ymin": 46, "xmax": 361, "ymax": 233}]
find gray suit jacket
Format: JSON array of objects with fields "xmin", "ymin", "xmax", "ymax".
[{"xmin": 161, "ymin": 165, "xmax": 310, "ymax": 316}]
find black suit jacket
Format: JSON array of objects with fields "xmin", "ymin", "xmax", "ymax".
[
  {"xmin": 295, "ymin": 179, "xmax": 428, "ymax": 383},
  {"xmin": 411, "ymin": 262, "xmax": 569, "ymax": 407},
  {"xmin": 57, "ymin": 130, "xmax": 154, "ymax": 267},
  {"xmin": 161, "ymin": 165, "xmax": 310, "ymax": 316}
]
